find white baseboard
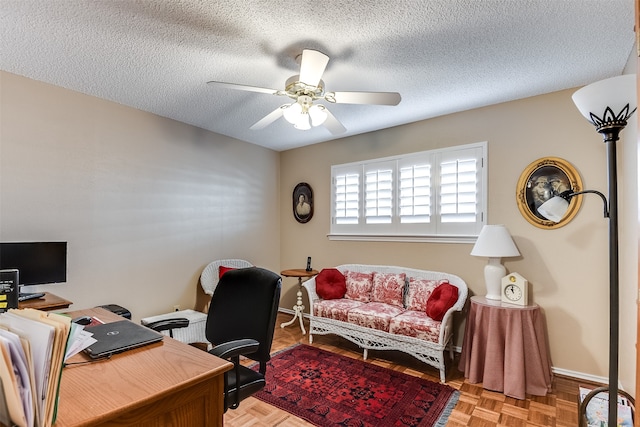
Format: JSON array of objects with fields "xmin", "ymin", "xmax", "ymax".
[
  {"xmin": 278, "ymin": 308, "xmax": 613, "ymax": 387},
  {"xmin": 551, "ymin": 367, "xmax": 610, "ymax": 386}
]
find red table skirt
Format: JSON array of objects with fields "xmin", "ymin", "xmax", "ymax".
[{"xmin": 458, "ymin": 297, "xmax": 553, "ymax": 399}]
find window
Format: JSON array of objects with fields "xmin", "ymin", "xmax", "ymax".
[{"xmin": 330, "ymin": 142, "xmax": 486, "ymax": 242}]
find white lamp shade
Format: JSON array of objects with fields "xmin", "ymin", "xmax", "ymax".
[
  {"xmin": 294, "ymin": 113, "xmax": 311, "ymax": 130},
  {"xmin": 537, "ymin": 196, "xmax": 569, "ymax": 223},
  {"xmin": 283, "ymin": 102, "xmax": 302, "ymax": 124},
  {"xmin": 309, "ymin": 104, "xmax": 328, "ymax": 127},
  {"xmin": 572, "ymin": 74, "xmax": 637, "ymax": 124},
  {"xmin": 470, "ymin": 224, "xmax": 520, "ymax": 258}
]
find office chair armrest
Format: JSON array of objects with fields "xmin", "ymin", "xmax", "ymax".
[
  {"xmin": 209, "ymin": 338, "xmax": 259, "ymax": 360},
  {"xmin": 144, "ymin": 318, "xmax": 190, "ymax": 333}
]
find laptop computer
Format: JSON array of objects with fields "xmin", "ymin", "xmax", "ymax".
[{"xmin": 84, "ymin": 320, "xmax": 163, "ymax": 359}]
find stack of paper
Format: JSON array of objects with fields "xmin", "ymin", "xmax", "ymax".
[
  {"xmin": 64, "ymin": 319, "xmax": 102, "ymax": 360},
  {"xmin": 0, "ymin": 308, "xmax": 71, "ymax": 427}
]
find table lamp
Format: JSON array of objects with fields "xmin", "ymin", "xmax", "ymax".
[{"xmin": 471, "ymin": 224, "xmax": 520, "ymax": 300}]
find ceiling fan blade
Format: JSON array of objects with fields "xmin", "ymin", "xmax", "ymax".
[
  {"xmin": 323, "ymin": 108, "xmax": 347, "ymax": 135},
  {"xmin": 207, "ymin": 80, "xmax": 282, "ymax": 95},
  {"xmin": 249, "ymin": 105, "xmax": 287, "ymax": 130},
  {"xmin": 298, "ymin": 49, "xmax": 329, "ymax": 87},
  {"xmin": 328, "ymin": 91, "xmax": 401, "ymax": 106}
]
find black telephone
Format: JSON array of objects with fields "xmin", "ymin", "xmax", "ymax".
[{"xmin": 306, "ymin": 257, "xmax": 312, "ymax": 272}]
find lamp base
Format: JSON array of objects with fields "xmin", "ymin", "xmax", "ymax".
[{"xmin": 484, "ymin": 258, "xmax": 506, "ymax": 300}]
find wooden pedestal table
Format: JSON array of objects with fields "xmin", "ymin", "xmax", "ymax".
[{"xmin": 280, "ymin": 269, "xmax": 318, "ymax": 335}]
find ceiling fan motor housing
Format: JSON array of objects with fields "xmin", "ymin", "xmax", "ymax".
[{"xmin": 285, "ymin": 75, "xmax": 325, "ymax": 100}]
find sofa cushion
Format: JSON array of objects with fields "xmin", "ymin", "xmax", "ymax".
[
  {"xmin": 315, "ymin": 268, "xmax": 347, "ymax": 300},
  {"xmin": 406, "ymin": 278, "xmax": 443, "ymax": 312},
  {"xmin": 343, "ymin": 271, "xmax": 374, "ymax": 302},
  {"xmin": 347, "ymin": 302, "xmax": 405, "ymax": 332},
  {"xmin": 425, "ymin": 281, "xmax": 458, "ymax": 321},
  {"xmin": 389, "ymin": 310, "xmax": 442, "ymax": 343},
  {"xmin": 371, "ymin": 272, "xmax": 406, "ymax": 308},
  {"xmin": 314, "ymin": 299, "xmax": 364, "ymax": 322}
]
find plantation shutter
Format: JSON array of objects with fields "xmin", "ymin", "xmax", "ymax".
[
  {"xmin": 364, "ymin": 162, "xmax": 394, "ymax": 224},
  {"xmin": 399, "ymin": 162, "xmax": 431, "ymax": 224},
  {"xmin": 333, "ymin": 167, "xmax": 360, "ymax": 225},
  {"xmin": 330, "ymin": 142, "xmax": 485, "ymax": 239},
  {"xmin": 437, "ymin": 146, "xmax": 484, "ymax": 235}
]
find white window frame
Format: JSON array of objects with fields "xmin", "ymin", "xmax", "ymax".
[{"xmin": 329, "ymin": 142, "xmax": 487, "ymax": 243}]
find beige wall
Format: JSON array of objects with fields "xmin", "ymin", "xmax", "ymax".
[
  {"xmin": 0, "ymin": 71, "xmax": 281, "ymax": 321},
  {"xmin": 620, "ymin": 52, "xmax": 638, "ymax": 397},
  {"xmin": 280, "ymin": 86, "xmax": 638, "ymax": 390},
  {"xmin": 2, "ymin": 68, "xmax": 637, "ymax": 391}
]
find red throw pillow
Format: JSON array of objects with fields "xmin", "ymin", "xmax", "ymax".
[
  {"xmin": 218, "ymin": 266, "xmax": 235, "ymax": 278},
  {"xmin": 315, "ymin": 268, "xmax": 347, "ymax": 300},
  {"xmin": 425, "ymin": 281, "xmax": 458, "ymax": 321}
]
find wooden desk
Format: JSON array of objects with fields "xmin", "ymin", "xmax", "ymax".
[
  {"xmin": 18, "ymin": 292, "xmax": 72, "ymax": 311},
  {"xmin": 56, "ymin": 308, "xmax": 232, "ymax": 427},
  {"xmin": 280, "ymin": 268, "xmax": 318, "ymax": 335},
  {"xmin": 458, "ymin": 296, "xmax": 553, "ymax": 399}
]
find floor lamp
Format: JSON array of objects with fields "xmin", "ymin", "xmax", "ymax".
[{"xmin": 538, "ymin": 74, "xmax": 636, "ymax": 427}]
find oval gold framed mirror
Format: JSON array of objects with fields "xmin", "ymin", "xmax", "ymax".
[{"xmin": 516, "ymin": 157, "xmax": 583, "ymax": 229}]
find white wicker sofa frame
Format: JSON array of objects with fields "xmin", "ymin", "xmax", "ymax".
[{"xmin": 302, "ymin": 264, "xmax": 468, "ymax": 382}]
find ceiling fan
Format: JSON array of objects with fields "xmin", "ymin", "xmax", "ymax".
[{"xmin": 207, "ymin": 49, "xmax": 401, "ymax": 135}]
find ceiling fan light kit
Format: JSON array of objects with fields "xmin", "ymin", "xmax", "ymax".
[
  {"xmin": 207, "ymin": 49, "xmax": 401, "ymax": 135},
  {"xmin": 283, "ymin": 95, "xmax": 328, "ymax": 130},
  {"xmin": 309, "ymin": 105, "xmax": 328, "ymax": 127}
]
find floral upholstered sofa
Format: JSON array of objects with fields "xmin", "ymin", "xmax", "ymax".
[{"xmin": 302, "ymin": 264, "xmax": 468, "ymax": 382}]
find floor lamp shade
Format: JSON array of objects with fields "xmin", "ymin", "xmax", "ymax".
[
  {"xmin": 572, "ymin": 74, "xmax": 636, "ymax": 127},
  {"xmin": 471, "ymin": 225, "xmax": 520, "ymax": 300}
]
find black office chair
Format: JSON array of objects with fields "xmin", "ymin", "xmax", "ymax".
[
  {"xmin": 143, "ymin": 317, "xmax": 190, "ymax": 338},
  {"xmin": 205, "ymin": 266, "xmax": 281, "ymax": 411}
]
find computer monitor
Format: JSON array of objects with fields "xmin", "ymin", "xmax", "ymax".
[{"xmin": 0, "ymin": 242, "xmax": 67, "ymax": 286}]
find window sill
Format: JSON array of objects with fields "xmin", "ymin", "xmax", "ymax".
[{"xmin": 327, "ymin": 233, "xmax": 477, "ymax": 243}]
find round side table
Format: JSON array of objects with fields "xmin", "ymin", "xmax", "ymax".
[
  {"xmin": 280, "ymin": 268, "xmax": 318, "ymax": 335},
  {"xmin": 458, "ymin": 295, "xmax": 553, "ymax": 399}
]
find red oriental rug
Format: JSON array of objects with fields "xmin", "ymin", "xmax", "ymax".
[{"xmin": 252, "ymin": 344, "xmax": 459, "ymax": 427}]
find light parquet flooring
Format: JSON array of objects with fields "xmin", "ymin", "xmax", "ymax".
[{"xmin": 223, "ymin": 313, "xmax": 591, "ymax": 427}]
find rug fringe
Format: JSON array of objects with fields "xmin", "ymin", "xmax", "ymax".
[
  {"xmin": 435, "ymin": 390, "xmax": 460, "ymax": 427},
  {"xmin": 270, "ymin": 342, "xmax": 302, "ymax": 357},
  {"xmin": 247, "ymin": 343, "xmax": 303, "ymax": 370}
]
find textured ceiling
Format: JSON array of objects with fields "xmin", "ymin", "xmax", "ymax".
[{"xmin": 0, "ymin": 1, "xmax": 635, "ymax": 151}]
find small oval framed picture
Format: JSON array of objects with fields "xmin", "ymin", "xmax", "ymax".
[
  {"xmin": 293, "ymin": 182, "xmax": 313, "ymax": 223},
  {"xmin": 516, "ymin": 157, "xmax": 583, "ymax": 229}
]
